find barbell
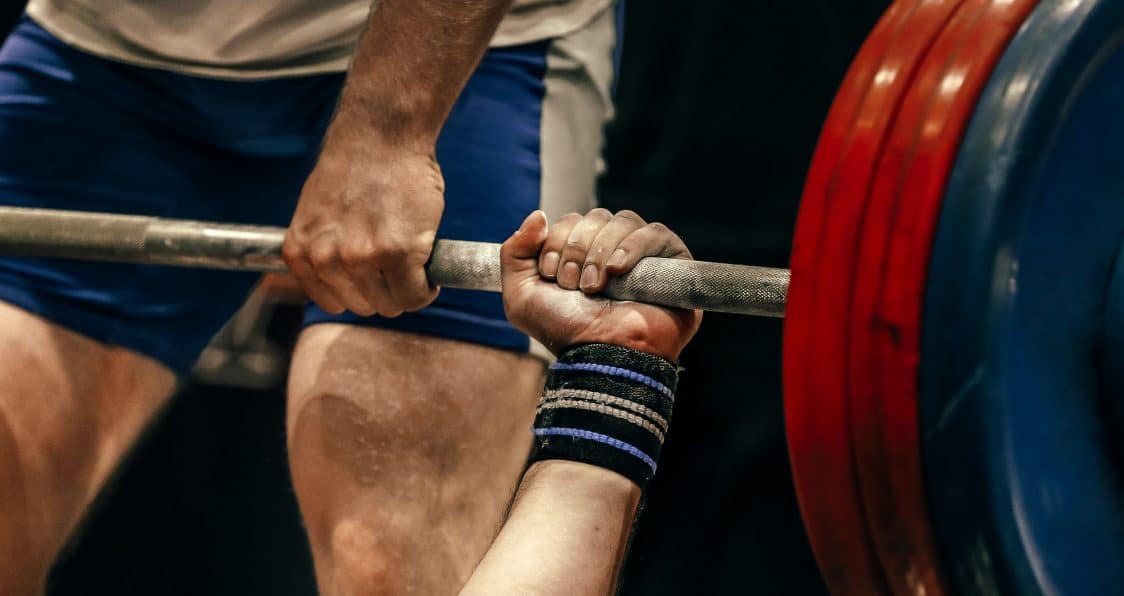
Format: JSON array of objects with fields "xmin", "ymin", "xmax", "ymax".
[
  {"xmin": 0, "ymin": 0, "xmax": 1122, "ymax": 595},
  {"xmin": 0, "ymin": 206, "xmax": 791, "ymax": 318}
]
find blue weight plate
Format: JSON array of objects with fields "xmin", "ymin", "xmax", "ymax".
[
  {"xmin": 921, "ymin": 0, "xmax": 1124, "ymax": 593},
  {"xmin": 1103, "ymin": 242, "xmax": 1123, "ymax": 464}
]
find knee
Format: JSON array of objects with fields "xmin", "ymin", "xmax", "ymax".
[
  {"xmin": 0, "ymin": 409, "xmax": 51, "ymax": 591},
  {"xmin": 319, "ymin": 518, "xmax": 421, "ymax": 596}
]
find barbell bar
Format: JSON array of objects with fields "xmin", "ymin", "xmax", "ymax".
[{"xmin": 0, "ymin": 206, "xmax": 791, "ymax": 318}]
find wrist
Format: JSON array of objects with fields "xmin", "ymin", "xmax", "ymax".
[
  {"xmin": 582, "ymin": 336, "xmax": 682, "ymax": 363},
  {"xmin": 522, "ymin": 460, "xmax": 641, "ymax": 501},
  {"xmin": 569, "ymin": 319, "xmax": 689, "ymax": 363},
  {"xmin": 530, "ymin": 344, "xmax": 679, "ymax": 489},
  {"xmin": 312, "ymin": 130, "xmax": 441, "ymax": 186},
  {"xmin": 321, "ymin": 103, "xmax": 439, "ymax": 159}
]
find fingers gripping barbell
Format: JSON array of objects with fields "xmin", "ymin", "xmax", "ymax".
[
  {"xmin": 0, "ymin": 206, "xmax": 791, "ymax": 318},
  {"xmin": 2, "ymin": 1, "xmax": 1124, "ymax": 595}
]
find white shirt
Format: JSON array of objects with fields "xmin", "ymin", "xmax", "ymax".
[{"xmin": 27, "ymin": 0, "xmax": 614, "ymax": 79}]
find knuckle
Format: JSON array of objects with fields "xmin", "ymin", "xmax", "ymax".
[
  {"xmin": 615, "ymin": 209, "xmax": 642, "ymax": 222},
  {"xmin": 617, "ymin": 239, "xmax": 643, "ymax": 255},
  {"xmin": 557, "ymin": 212, "xmax": 583, "ymax": 225},
  {"xmin": 351, "ymin": 304, "xmax": 377, "ymax": 317},
  {"xmin": 338, "ymin": 252, "xmax": 366, "ymax": 270},
  {"xmin": 338, "ymin": 242, "xmax": 374, "ymax": 267},
  {"xmin": 564, "ymin": 235, "xmax": 588, "ymax": 249},
  {"xmin": 281, "ymin": 239, "xmax": 305, "ymax": 263},
  {"xmin": 587, "ymin": 207, "xmax": 612, "ymax": 220},
  {"xmin": 373, "ymin": 240, "xmax": 411, "ymax": 261},
  {"xmin": 619, "ymin": 231, "xmax": 644, "ymax": 246},
  {"xmin": 585, "ymin": 243, "xmax": 609, "ymax": 264},
  {"xmin": 648, "ymin": 222, "xmax": 671, "ymax": 233},
  {"xmin": 308, "ymin": 247, "xmax": 337, "ymax": 268},
  {"xmin": 403, "ymin": 243, "xmax": 434, "ymax": 266}
]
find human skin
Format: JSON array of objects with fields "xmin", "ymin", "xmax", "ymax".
[
  {"xmin": 0, "ymin": 303, "xmax": 175, "ymax": 594},
  {"xmin": 460, "ymin": 210, "xmax": 700, "ymax": 594},
  {"xmin": 283, "ymin": 0, "xmax": 516, "ymax": 318}
]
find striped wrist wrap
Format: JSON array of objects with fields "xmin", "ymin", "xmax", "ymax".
[{"xmin": 530, "ymin": 343, "xmax": 679, "ymax": 488}]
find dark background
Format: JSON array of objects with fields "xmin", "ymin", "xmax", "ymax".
[{"xmin": 0, "ymin": 2, "xmax": 889, "ymax": 593}]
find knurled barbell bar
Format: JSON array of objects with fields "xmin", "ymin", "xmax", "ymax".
[{"xmin": 0, "ymin": 205, "xmax": 792, "ymax": 318}]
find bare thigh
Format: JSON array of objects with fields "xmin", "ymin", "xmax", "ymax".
[
  {"xmin": 0, "ymin": 302, "xmax": 175, "ymax": 593},
  {"xmin": 287, "ymin": 325, "xmax": 545, "ymax": 596}
]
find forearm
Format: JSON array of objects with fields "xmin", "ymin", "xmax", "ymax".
[
  {"xmin": 467, "ymin": 215, "xmax": 700, "ymax": 594},
  {"xmin": 326, "ymin": 0, "xmax": 516, "ymax": 153},
  {"xmin": 460, "ymin": 460, "xmax": 641, "ymax": 596}
]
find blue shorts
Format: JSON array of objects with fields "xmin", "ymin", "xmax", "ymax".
[{"xmin": 0, "ymin": 14, "xmax": 619, "ymax": 375}]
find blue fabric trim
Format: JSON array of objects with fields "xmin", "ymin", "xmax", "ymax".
[
  {"xmin": 533, "ymin": 426, "xmax": 657, "ymax": 472},
  {"xmin": 303, "ymin": 300, "xmax": 531, "ymax": 354},
  {"xmin": 550, "ymin": 361, "xmax": 674, "ymax": 399},
  {"xmin": 0, "ymin": 280, "xmax": 199, "ymax": 374}
]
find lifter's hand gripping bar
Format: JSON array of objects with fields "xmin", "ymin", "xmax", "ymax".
[{"xmin": 0, "ymin": 207, "xmax": 789, "ymax": 318}]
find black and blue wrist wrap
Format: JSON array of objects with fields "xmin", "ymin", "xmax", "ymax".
[{"xmin": 530, "ymin": 343, "xmax": 679, "ymax": 488}]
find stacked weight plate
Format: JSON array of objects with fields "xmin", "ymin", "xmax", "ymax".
[
  {"xmin": 785, "ymin": 2, "xmax": 968, "ymax": 592},
  {"xmin": 784, "ymin": 0, "xmax": 1124, "ymax": 593},
  {"xmin": 846, "ymin": 0, "xmax": 1038, "ymax": 594}
]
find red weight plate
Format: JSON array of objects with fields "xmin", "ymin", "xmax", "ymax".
[
  {"xmin": 783, "ymin": 1, "xmax": 963, "ymax": 593},
  {"xmin": 846, "ymin": 0, "xmax": 1040, "ymax": 594}
]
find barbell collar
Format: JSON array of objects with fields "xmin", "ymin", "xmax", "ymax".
[{"xmin": 0, "ymin": 207, "xmax": 789, "ymax": 318}]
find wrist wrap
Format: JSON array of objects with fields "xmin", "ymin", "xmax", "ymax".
[{"xmin": 530, "ymin": 343, "xmax": 679, "ymax": 488}]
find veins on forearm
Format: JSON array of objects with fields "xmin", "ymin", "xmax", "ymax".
[{"xmin": 327, "ymin": 0, "xmax": 517, "ymax": 149}]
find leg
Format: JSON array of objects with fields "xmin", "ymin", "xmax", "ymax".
[
  {"xmin": 0, "ymin": 303, "xmax": 175, "ymax": 593},
  {"xmin": 287, "ymin": 325, "xmax": 544, "ymax": 594},
  {"xmin": 0, "ymin": 17, "xmax": 346, "ymax": 593},
  {"xmin": 287, "ymin": 7, "xmax": 621, "ymax": 593}
]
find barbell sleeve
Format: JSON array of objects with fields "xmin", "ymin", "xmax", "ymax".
[{"xmin": 0, "ymin": 207, "xmax": 789, "ymax": 318}]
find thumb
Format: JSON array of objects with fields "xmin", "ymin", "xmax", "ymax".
[{"xmin": 501, "ymin": 210, "xmax": 548, "ymax": 283}]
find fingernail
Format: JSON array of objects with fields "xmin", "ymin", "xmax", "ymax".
[
  {"xmin": 523, "ymin": 210, "xmax": 547, "ymax": 231},
  {"xmin": 560, "ymin": 261, "xmax": 581, "ymax": 287},
  {"xmin": 580, "ymin": 264, "xmax": 599, "ymax": 290},
  {"xmin": 609, "ymin": 249, "xmax": 627, "ymax": 268},
  {"xmin": 541, "ymin": 251, "xmax": 560, "ymax": 276}
]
